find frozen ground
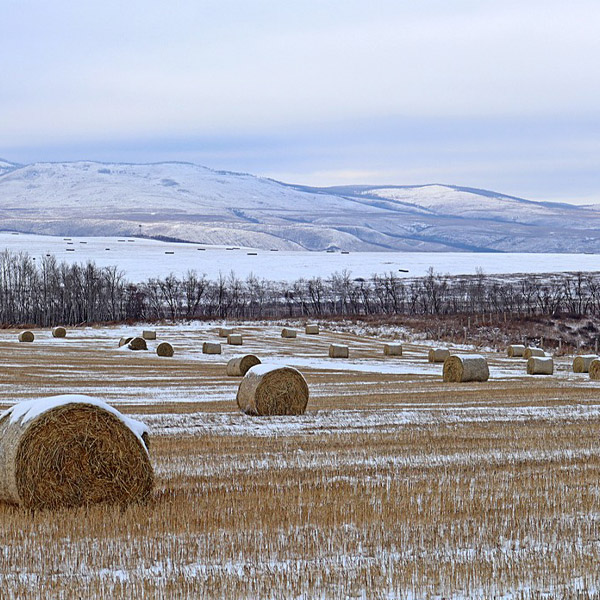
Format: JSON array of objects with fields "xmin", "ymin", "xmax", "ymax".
[{"xmin": 0, "ymin": 232, "xmax": 599, "ymax": 281}]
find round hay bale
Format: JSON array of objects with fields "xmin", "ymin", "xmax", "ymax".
[
  {"xmin": 523, "ymin": 347, "xmax": 545, "ymax": 359},
  {"xmin": 156, "ymin": 342, "xmax": 174, "ymax": 357},
  {"xmin": 236, "ymin": 365, "xmax": 309, "ymax": 415},
  {"xmin": 128, "ymin": 337, "xmax": 147, "ymax": 351},
  {"xmin": 589, "ymin": 359, "xmax": 600, "ymax": 380},
  {"xmin": 118, "ymin": 337, "xmax": 133, "ymax": 348},
  {"xmin": 52, "ymin": 327, "xmax": 67, "ymax": 338},
  {"xmin": 203, "ymin": 342, "xmax": 222, "ymax": 354},
  {"xmin": 227, "ymin": 334, "xmax": 243, "ymax": 345},
  {"xmin": 142, "ymin": 330, "xmax": 156, "ymax": 340},
  {"xmin": 18, "ymin": 331, "xmax": 34, "ymax": 343},
  {"xmin": 443, "ymin": 354, "xmax": 489, "ymax": 383},
  {"xmin": 0, "ymin": 395, "xmax": 153, "ymax": 509},
  {"xmin": 281, "ymin": 328, "xmax": 297, "ymax": 339},
  {"xmin": 507, "ymin": 344, "xmax": 526, "ymax": 358},
  {"xmin": 329, "ymin": 344, "xmax": 349, "ymax": 358},
  {"xmin": 573, "ymin": 354, "xmax": 597, "ymax": 373},
  {"xmin": 305, "ymin": 324, "xmax": 319, "ymax": 335},
  {"xmin": 428, "ymin": 348, "xmax": 450, "ymax": 363},
  {"xmin": 218, "ymin": 327, "xmax": 234, "ymax": 338},
  {"xmin": 226, "ymin": 354, "xmax": 261, "ymax": 377},
  {"xmin": 383, "ymin": 343, "xmax": 402, "ymax": 356},
  {"xmin": 527, "ymin": 356, "xmax": 554, "ymax": 375}
]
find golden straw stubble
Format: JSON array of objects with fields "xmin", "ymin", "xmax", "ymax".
[{"xmin": 236, "ymin": 366, "xmax": 309, "ymax": 415}]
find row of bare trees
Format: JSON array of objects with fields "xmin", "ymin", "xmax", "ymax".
[{"xmin": 0, "ymin": 251, "xmax": 597, "ymax": 325}]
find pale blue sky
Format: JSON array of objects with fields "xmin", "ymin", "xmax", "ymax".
[{"xmin": 1, "ymin": 0, "xmax": 599, "ymax": 202}]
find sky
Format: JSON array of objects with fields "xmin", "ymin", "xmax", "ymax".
[{"xmin": 1, "ymin": 0, "xmax": 600, "ymax": 203}]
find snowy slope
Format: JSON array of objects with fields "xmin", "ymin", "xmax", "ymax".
[{"xmin": 0, "ymin": 160, "xmax": 599, "ymax": 252}]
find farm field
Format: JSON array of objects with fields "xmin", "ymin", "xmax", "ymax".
[{"xmin": 1, "ymin": 322, "xmax": 600, "ymax": 598}]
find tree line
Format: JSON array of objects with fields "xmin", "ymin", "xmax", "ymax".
[{"xmin": 0, "ymin": 250, "xmax": 597, "ymax": 326}]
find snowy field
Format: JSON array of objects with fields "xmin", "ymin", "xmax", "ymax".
[{"xmin": 1, "ymin": 231, "xmax": 599, "ymax": 281}]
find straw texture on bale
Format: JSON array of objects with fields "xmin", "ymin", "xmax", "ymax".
[
  {"xmin": 203, "ymin": 342, "xmax": 222, "ymax": 354},
  {"xmin": 226, "ymin": 354, "xmax": 261, "ymax": 377},
  {"xmin": 573, "ymin": 354, "xmax": 597, "ymax": 373},
  {"xmin": 428, "ymin": 348, "xmax": 450, "ymax": 363},
  {"xmin": 305, "ymin": 324, "xmax": 320, "ymax": 335},
  {"xmin": 527, "ymin": 356, "xmax": 554, "ymax": 375},
  {"xmin": 142, "ymin": 330, "xmax": 156, "ymax": 340},
  {"xmin": 227, "ymin": 334, "xmax": 243, "ymax": 345},
  {"xmin": 52, "ymin": 327, "xmax": 67, "ymax": 338},
  {"xmin": 589, "ymin": 359, "xmax": 600, "ymax": 380},
  {"xmin": 443, "ymin": 354, "xmax": 489, "ymax": 383},
  {"xmin": 523, "ymin": 347, "xmax": 545, "ymax": 359},
  {"xmin": 128, "ymin": 337, "xmax": 147, "ymax": 351},
  {"xmin": 507, "ymin": 344, "xmax": 526, "ymax": 358},
  {"xmin": 118, "ymin": 337, "xmax": 133, "ymax": 348},
  {"xmin": 156, "ymin": 342, "xmax": 174, "ymax": 357},
  {"xmin": 218, "ymin": 328, "xmax": 234, "ymax": 338},
  {"xmin": 18, "ymin": 331, "xmax": 34, "ymax": 343},
  {"xmin": 236, "ymin": 365, "xmax": 309, "ymax": 415},
  {"xmin": 383, "ymin": 343, "xmax": 402, "ymax": 356},
  {"xmin": 329, "ymin": 344, "xmax": 349, "ymax": 358},
  {"xmin": 0, "ymin": 401, "xmax": 153, "ymax": 509},
  {"xmin": 281, "ymin": 328, "xmax": 297, "ymax": 338}
]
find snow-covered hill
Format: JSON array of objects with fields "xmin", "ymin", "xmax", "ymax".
[{"xmin": 0, "ymin": 160, "xmax": 598, "ymax": 252}]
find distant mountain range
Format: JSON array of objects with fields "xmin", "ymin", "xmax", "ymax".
[{"xmin": 0, "ymin": 159, "xmax": 598, "ymax": 252}]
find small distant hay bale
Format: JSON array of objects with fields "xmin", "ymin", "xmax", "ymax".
[
  {"xmin": 523, "ymin": 347, "xmax": 545, "ymax": 359},
  {"xmin": 236, "ymin": 365, "xmax": 309, "ymax": 415},
  {"xmin": 443, "ymin": 354, "xmax": 489, "ymax": 383},
  {"xmin": 226, "ymin": 354, "xmax": 261, "ymax": 377},
  {"xmin": 128, "ymin": 337, "xmax": 147, "ymax": 351},
  {"xmin": 118, "ymin": 337, "xmax": 133, "ymax": 348},
  {"xmin": 589, "ymin": 359, "xmax": 600, "ymax": 380},
  {"xmin": 281, "ymin": 328, "xmax": 297, "ymax": 338},
  {"xmin": 227, "ymin": 334, "xmax": 243, "ymax": 345},
  {"xmin": 0, "ymin": 395, "xmax": 153, "ymax": 509},
  {"xmin": 305, "ymin": 324, "xmax": 320, "ymax": 335},
  {"xmin": 573, "ymin": 355, "xmax": 597, "ymax": 373},
  {"xmin": 507, "ymin": 344, "xmax": 526, "ymax": 358},
  {"xmin": 383, "ymin": 343, "xmax": 402, "ymax": 356},
  {"xmin": 18, "ymin": 331, "xmax": 34, "ymax": 343},
  {"xmin": 329, "ymin": 344, "xmax": 349, "ymax": 358},
  {"xmin": 527, "ymin": 356, "xmax": 554, "ymax": 375},
  {"xmin": 142, "ymin": 330, "xmax": 156, "ymax": 340},
  {"xmin": 156, "ymin": 342, "xmax": 174, "ymax": 357},
  {"xmin": 203, "ymin": 342, "xmax": 222, "ymax": 354},
  {"xmin": 218, "ymin": 328, "xmax": 234, "ymax": 338},
  {"xmin": 428, "ymin": 348, "xmax": 450, "ymax": 363},
  {"xmin": 52, "ymin": 327, "xmax": 66, "ymax": 338}
]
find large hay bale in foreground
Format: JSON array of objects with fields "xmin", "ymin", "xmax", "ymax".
[
  {"xmin": 281, "ymin": 328, "xmax": 297, "ymax": 339},
  {"xmin": 524, "ymin": 347, "xmax": 545, "ymax": 359},
  {"xmin": 573, "ymin": 354, "xmax": 597, "ymax": 373},
  {"xmin": 428, "ymin": 348, "xmax": 450, "ymax": 363},
  {"xmin": 236, "ymin": 365, "xmax": 309, "ymax": 415},
  {"xmin": 329, "ymin": 344, "xmax": 349, "ymax": 358},
  {"xmin": 128, "ymin": 337, "xmax": 147, "ymax": 351},
  {"xmin": 305, "ymin": 324, "xmax": 319, "ymax": 335},
  {"xmin": 156, "ymin": 342, "xmax": 174, "ymax": 357},
  {"xmin": 203, "ymin": 342, "xmax": 222, "ymax": 354},
  {"xmin": 118, "ymin": 337, "xmax": 133, "ymax": 348},
  {"xmin": 142, "ymin": 330, "xmax": 156, "ymax": 340},
  {"xmin": 218, "ymin": 327, "xmax": 234, "ymax": 338},
  {"xmin": 443, "ymin": 354, "xmax": 489, "ymax": 383},
  {"xmin": 52, "ymin": 327, "xmax": 67, "ymax": 338},
  {"xmin": 0, "ymin": 395, "xmax": 153, "ymax": 509},
  {"xmin": 527, "ymin": 356, "xmax": 554, "ymax": 375},
  {"xmin": 18, "ymin": 331, "xmax": 34, "ymax": 343},
  {"xmin": 226, "ymin": 354, "xmax": 261, "ymax": 377},
  {"xmin": 507, "ymin": 344, "xmax": 526, "ymax": 358},
  {"xmin": 383, "ymin": 343, "xmax": 402, "ymax": 356},
  {"xmin": 227, "ymin": 334, "xmax": 243, "ymax": 345},
  {"xmin": 589, "ymin": 359, "xmax": 600, "ymax": 380}
]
